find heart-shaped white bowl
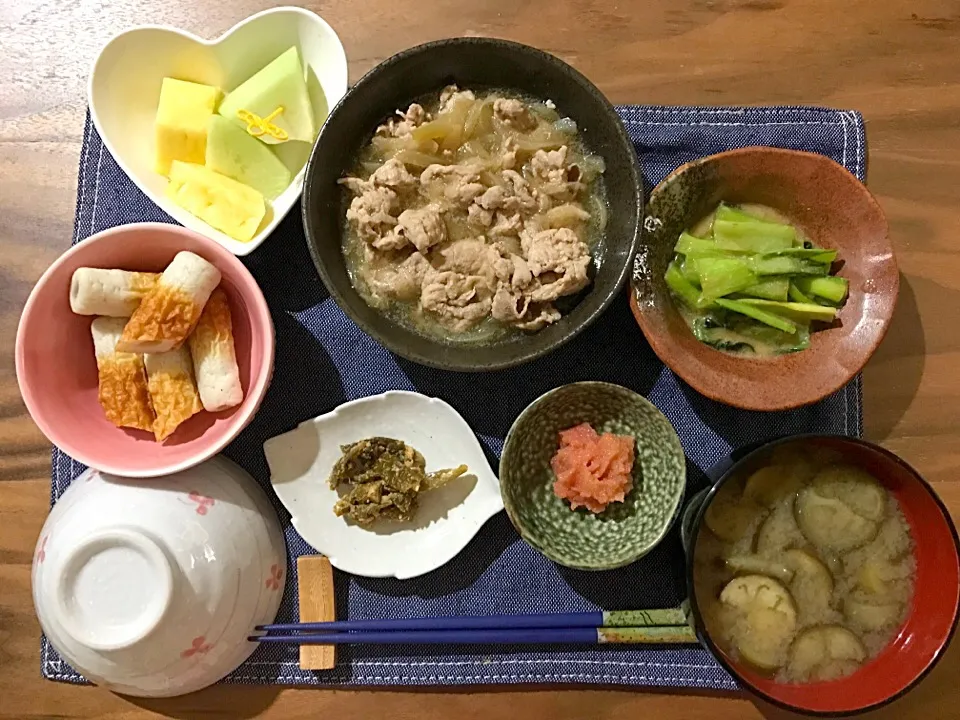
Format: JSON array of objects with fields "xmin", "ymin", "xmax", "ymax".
[{"xmin": 88, "ymin": 6, "xmax": 348, "ymax": 255}]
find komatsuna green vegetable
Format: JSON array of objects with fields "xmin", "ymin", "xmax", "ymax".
[
  {"xmin": 740, "ymin": 277, "xmax": 790, "ymax": 302},
  {"xmin": 663, "ymin": 202, "xmax": 849, "ymax": 356},
  {"xmin": 713, "ymin": 219, "xmax": 795, "ymax": 252},
  {"xmin": 747, "ymin": 255, "xmax": 831, "ymax": 277},
  {"xmin": 715, "ymin": 202, "xmax": 759, "ymax": 224},
  {"xmin": 794, "ymin": 276, "xmax": 849, "ymax": 305},
  {"xmin": 715, "ymin": 298, "xmax": 798, "ymax": 333},
  {"xmin": 737, "ymin": 299, "xmax": 838, "ymax": 323},
  {"xmin": 789, "ymin": 282, "xmax": 817, "ymax": 304},
  {"xmin": 694, "ymin": 257, "xmax": 757, "ymax": 303},
  {"xmin": 665, "ymin": 260, "xmax": 702, "ymax": 309}
]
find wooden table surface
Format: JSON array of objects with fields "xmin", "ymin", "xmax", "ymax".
[{"xmin": 2, "ymin": 0, "xmax": 959, "ymax": 718}]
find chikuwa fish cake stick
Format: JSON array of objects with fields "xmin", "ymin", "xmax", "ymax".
[
  {"xmin": 70, "ymin": 268, "xmax": 159, "ymax": 317},
  {"xmin": 188, "ymin": 287, "xmax": 243, "ymax": 412},
  {"xmin": 90, "ymin": 317, "xmax": 155, "ymax": 432},
  {"xmin": 117, "ymin": 251, "xmax": 221, "ymax": 354},
  {"xmin": 144, "ymin": 347, "xmax": 204, "ymax": 441}
]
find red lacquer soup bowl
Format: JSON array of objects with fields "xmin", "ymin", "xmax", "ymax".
[{"xmin": 686, "ymin": 435, "xmax": 960, "ymax": 716}]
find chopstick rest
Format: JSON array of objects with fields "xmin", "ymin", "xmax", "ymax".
[{"xmin": 296, "ymin": 555, "xmax": 336, "ymax": 670}]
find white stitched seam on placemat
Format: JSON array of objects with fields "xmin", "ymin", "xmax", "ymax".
[
  {"xmin": 839, "ymin": 112, "xmax": 850, "ymax": 435},
  {"xmin": 852, "ymin": 109, "xmax": 865, "ymax": 436},
  {"xmin": 87, "ymin": 139, "xmax": 106, "ymax": 236},
  {"xmin": 73, "ymin": 120, "xmax": 93, "ymax": 244},
  {"xmin": 225, "ymin": 672, "xmax": 732, "ymax": 685},
  {"xmin": 40, "ymin": 667, "xmax": 733, "ymax": 687},
  {"xmin": 618, "ymin": 107, "xmax": 841, "ymax": 115},
  {"xmin": 840, "ymin": 111, "xmax": 849, "ymax": 169},
  {"xmin": 621, "ymin": 120, "xmax": 840, "ymax": 128},
  {"xmin": 849, "ymin": 110, "xmax": 863, "ymax": 180},
  {"xmin": 242, "ymin": 658, "xmax": 717, "ymax": 669}
]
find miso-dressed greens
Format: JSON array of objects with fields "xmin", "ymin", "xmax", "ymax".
[{"xmin": 665, "ymin": 203, "xmax": 849, "ymax": 357}]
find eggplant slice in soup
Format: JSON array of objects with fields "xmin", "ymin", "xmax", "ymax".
[{"xmin": 693, "ymin": 445, "xmax": 916, "ymax": 685}]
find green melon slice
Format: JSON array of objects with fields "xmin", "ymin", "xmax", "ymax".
[
  {"xmin": 219, "ymin": 46, "xmax": 315, "ymax": 144},
  {"xmin": 205, "ymin": 115, "xmax": 291, "ymax": 200}
]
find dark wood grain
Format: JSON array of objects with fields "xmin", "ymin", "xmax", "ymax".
[{"xmin": 1, "ymin": 1, "xmax": 958, "ymax": 717}]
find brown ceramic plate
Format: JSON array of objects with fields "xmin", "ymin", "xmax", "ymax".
[{"xmin": 629, "ymin": 147, "xmax": 898, "ymax": 411}]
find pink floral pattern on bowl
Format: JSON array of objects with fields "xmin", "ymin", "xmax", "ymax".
[
  {"xmin": 31, "ymin": 458, "xmax": 287, "ymax": 698},
  {"xmin": 180, "ymin": 635, "xmax": 213, "ymax": 659},
  {"xmin": 265, "ymin": 563, "xmax": 283, "ymax": 590},
  {"xmin": 187, "ymin": 491, "xmax": 215, "ymax": 516}
]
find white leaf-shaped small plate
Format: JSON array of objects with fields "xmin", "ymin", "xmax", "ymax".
[
  {"xmin": 264, "ymin": 391, "xmax": 504, "ymax": 579},
  {"xmin": 88, "ymin": 6, "xmax": 348, "ymax": 255}
]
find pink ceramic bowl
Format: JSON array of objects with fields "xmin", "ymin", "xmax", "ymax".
[{"xmin": 16, "ymin": 223, "xmax": 275, "ymax": 478}]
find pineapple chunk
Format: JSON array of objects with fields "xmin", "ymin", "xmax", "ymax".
[
  {"xmin": 166, "ymin": 161, "xmax": 265, "ymax": 242},
  {"xmin": 155, "ymin": 78, "xmax": 221, "ymax": 175}
]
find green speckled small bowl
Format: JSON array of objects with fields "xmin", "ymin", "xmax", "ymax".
[{"xmin": 500, "ymin": 382, "xmax": 686, "ymax": 570}]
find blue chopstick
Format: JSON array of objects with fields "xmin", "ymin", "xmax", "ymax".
[
  {"xmin": 255, "ymin": 608, "xmax": 687, "ymax": 634},
  {"xmin": 257, "ymin": 611, "xmax": 603, "ymax": 633},
  {"xmin": 253, "ymin": 628, "xmax": 599, "ymax": 645},
  {"xmin": 250, "ymin": 625, "xmax": 698, "ymax": 646}
]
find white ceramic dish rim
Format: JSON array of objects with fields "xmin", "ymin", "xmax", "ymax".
[
  {"xmin": 86, "ymin": 6, "xmax": 347, "ymax": 256},
  {"xmin": 266, "ymin": 391, "xmax": 505, "ymax": 580}
]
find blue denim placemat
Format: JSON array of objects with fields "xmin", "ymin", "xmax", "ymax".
[{"xmin": 44, "ymin": 106, "xmax": 865, "ymax": 690}]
